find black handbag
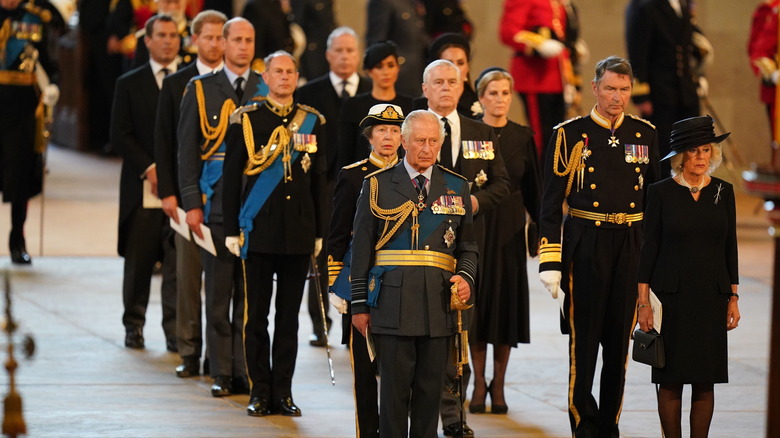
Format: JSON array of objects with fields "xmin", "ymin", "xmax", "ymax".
[{"xmin": 632, "ymin": 329, "xmax": 665, "ymax": 368}]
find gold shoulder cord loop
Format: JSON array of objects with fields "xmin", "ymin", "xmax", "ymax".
[
  {"xmin": 368, "ymin": 176, "xmax": 419, "ymax": 250},
  {"xmin": 241, "ymin": 113, "xmax": 290, "ymax": 176},
  {"xmin": 196, "ymin": 80, "xmax": 236, "ymax": 160},
  {"xmin": 551, "ymin": 127, "xmax": 585, "ymax": 197}
]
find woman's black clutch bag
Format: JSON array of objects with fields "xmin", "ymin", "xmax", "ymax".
[{"xmin": 632, "ymin": 329, "xmax": 665, "ymax": 368}]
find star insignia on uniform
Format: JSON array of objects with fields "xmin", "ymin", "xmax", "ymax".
[{"xmin": 608, "ymin": 135, "xmax": 620, "ymax": 147}]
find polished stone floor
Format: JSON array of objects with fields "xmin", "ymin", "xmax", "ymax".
[{"xmin": 0, "ymin": 147, "xmax": 772, "ymax": 437}]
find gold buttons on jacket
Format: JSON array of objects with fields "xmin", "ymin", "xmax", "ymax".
[
  {"xmin": 593, "ymin": 201, "xmax": 599, "ymax": 208},
  {"xmin": 630, "ymin": 202, "xmax": 636, "ymax": 208},
  {"xmin": 588, "ymin": 166, "xmax": 595, "ymax": 173},
  {"xmin": 595, "ymin": 221, "xmax": 601, "ymax": 226},
  {"xmin": 635, "ymin": 167, "xmax": 641, "ymax": 173},
  {"xmin": 634, "ymin": 185, "xmax": 639, "ymax": 191},
  {"xmin": 424, "ymin": 245, "xmax": 430, "ymax": 250},
  {"xmin": 286, "ymin": 195, "xmax": 291, "ymax": 200},
  {"xmin": 590, "ymin": 183, "xmax": 596, "ymax": 190}
]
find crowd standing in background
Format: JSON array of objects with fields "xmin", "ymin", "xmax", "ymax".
[{"xmin": 2, "ymin": 0, "xmax": 749, "ymax": 436}]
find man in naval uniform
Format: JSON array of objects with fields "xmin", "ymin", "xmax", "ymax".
[
  {"xmin": 178, "ymin": 16, "xmax": 265, "ymax": 398},
  {"xmin": 222, "ymin": 50, "xmax": 327, "ymax": 418},
  {"xmin": 351, "ymin": 109, "xmax": 478, "ymax": 438},
  {"xmin": 538, "ymin": 56, "xmax": 660, "ymax": 438}
]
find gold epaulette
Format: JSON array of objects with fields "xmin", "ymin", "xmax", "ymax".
[
  {"xmin": 23, "ymin": 1, "xmax": 51, "ymax": 22},
  {"xmin": 343, "ymin": 158, "xmax": 368, "ymax": 170},
  {"xmin": 364, "ymin": 165, "xmax": 394, "ymax": 179},
  {"xmin": 632, "ymin": 81, "xmax": 650, "ymax": 97},
  {"xmin": 553, "ymin": 115, "xmax": 582, "ymax": 131},
  {"xmin": 229, "ymin": 103, "xmax": 259, "ymax": 125},
  {"xmin": 296, "ymin": 103, "xmax": 326, "ymax": 125},
  {"xmin": 626, "ymin": 113, "xmax": 656, "ymax": 129},
  {"xmin": 436, "ymin": 164, "xmax": 468, "ymax": 181}
]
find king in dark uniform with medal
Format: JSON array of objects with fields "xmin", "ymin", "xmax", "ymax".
[{"xmin": 538, "ymin": 56, "xmax": 660, "ymax": 438}]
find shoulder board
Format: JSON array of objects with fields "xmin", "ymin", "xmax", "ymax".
[
  {"xmin": 553, "ymin": 115, "xmax": 582, "ymax": 130},
  {"xmin": 229, "ymin": 103, "xmax": 260, "ymax": 124},
  {"xmin": 436, "ymin": 164, "xmax": 468, "ymax": 181},
  {"xmin": 626, "ymin": 113, "xmax": 656, "ymax": 129},
  {"xmin": 342, "ymin": 158, "xmax": 369, "ymax": 170},
  {"xmin": 364, "ymin": 165, "xmax": 393, "ymax": 179},
  {"xmin": 296, "ymin": 103, "xmax": 326, "ymax": 125}
]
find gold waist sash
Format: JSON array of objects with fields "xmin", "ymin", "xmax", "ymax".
[
  {"xmin": 375, "ymin": 250, "xmax": 456, "ymax": 273},
  {"xmin": 569, "ymin": 208, "xmax": 643, "ymax": 225},
  {"xmin": 0, "ymin": 71, "xmax": 36, "ymax": 86}
]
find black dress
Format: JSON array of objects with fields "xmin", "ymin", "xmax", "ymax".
[
  {"xmin": 474, "ymin": 120, "xmax": 541, "ymax": 346},
  {"xmin": 337, "ymin": 92, "xmax": 413, "ymax": 168},
  {"xmin": 637, "ymin": 177, "xmax": 739, "ymax": 384}
]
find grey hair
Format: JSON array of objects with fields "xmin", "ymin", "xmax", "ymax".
[
  {"xmin": 423, "ymin": 59, "xmax": 461, "ymax": 85},
  {"xmin": 669, "ymin": 143, "xmax": 723, "ymax": 176},
  {"xmin": 264, "ymin": 50, "xmax": 298, "ymax": 70},
  {"xmin": 401, "ymin": 110, "xmax": 444, "ymax": 144},
  {"xmin": 327, "ymin": 26, "xmax": 358, "ymax": 50},
  {"xmin": 593, "ymin": 56, "xmax": 634, "ymax": 84}
]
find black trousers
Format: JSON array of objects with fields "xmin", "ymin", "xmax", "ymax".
[
  {"xmin": 202, "ymin": 223, "xmax": 245, "ymax": 378},
  {"xmin": 376, "ymin": 334, "xmax": 449, "ymax": 438},
  {"xmin": 241, "ymin": 252, "xmax": 309, "ymax": 400},
  {"xmin": 562, "ymin": 219, "xmax": 641, "ymax": 438},
  {"xmin": 121, "ymin": 207, "xmax": 177, "ymax": 340},
  {"xmin": 345, "ymin": 309, "xmax": 379, "ymax": 438},
  {"xmin": 175, "ymin": 231, "xmax": 203, "ymax": 359}
]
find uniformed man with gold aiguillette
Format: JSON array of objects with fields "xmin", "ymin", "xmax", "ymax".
[
  {"xmin": 0, "ymin": 0, "xmax": 61, "ymax": 264},
  {"xmin": 538, "ymin": 56, "xmax": 660, "ymax": 438},
  {"xmin": 222, "ymin": 50, "xmax": 327, "ymax": 418}
]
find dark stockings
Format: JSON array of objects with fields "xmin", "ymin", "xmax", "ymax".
[
  {"xmin": 10, "ymin": 201, "xmax": 28, "ymax": 243},
  {"xmin": 657, "ymin": 383, "xmax": 714, "ymax": 438},
  {"xmin": 469, "ymin": 342, "xmax": 511, "ymax": 408}
]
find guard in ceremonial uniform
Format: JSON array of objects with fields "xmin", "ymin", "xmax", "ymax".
[
  {"xmin": 327, "ymin": 103, "xmax": 404, "ymax": 438},
  {"xmin": 222, "ymin": 50, "xmax": 327, "ymax": 418},
  {"xmin": 538, "ymin": 56, "xmax": 660, "ymax": 438},
  {"xmin": 351, "ymin": 110, "xmax": 478, "ymax": 438},
  {"xmin": 748, "ymin": 0, "xmax": 780, "ymax": 164},
  {"xmin": 0, "ymin": 0, "xmax": 61, "ymax": 264}
]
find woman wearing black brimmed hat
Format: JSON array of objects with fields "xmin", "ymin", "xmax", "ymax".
[
  {"xmin": 327, "ymin": 103, "xmax": 405, "ymax": 438},
  {"xmin": 636, "ymin": 115, "xmax": 740, "ymax": 438},
  {"xmin": 337, "ymin": 41, "xmax": 413, "ymax": 168}
]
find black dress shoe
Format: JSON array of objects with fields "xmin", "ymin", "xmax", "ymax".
[
  {"xmin": 175, "ymin": 356, "xmax": 199, "ymax": 378},
  {"xmin": 308, "ymin": 333, "xmax": 327, "ymax": 347},
  {"xmin": 232, "ymin": 376, "xmax": 250, "ymax": 395},
  {"xmin": 277, "ymin": 396, "xmax": 302, "ymax": 416},
  {"xmin": 9, "ymin": 233, "xmax": 31, "ymax": 265},
  {"xmin": 443, "ymin": 422, "xmax": 474, "ymax": 437},
  {"xmin": 124, "ymin": 328, "xmax": 144, "ymax": 349},
  {"xmin": 247, "ymin": 396, "xmax": 271, "ymax": 417},
  {"xmin": 211, "ymin": 375, "xmax": 232, "ymax": 397}
]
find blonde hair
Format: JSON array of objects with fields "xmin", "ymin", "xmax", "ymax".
[
  {"xmin": 476, "ymin": 70, "xmax": 514, "ymax": 98},
  {"xmin": 669, "ymin": 143, "xmax": 723, "ymax": 176}
]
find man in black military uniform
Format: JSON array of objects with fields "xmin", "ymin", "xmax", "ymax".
[
  {"xmin": 0, "ymin": 0, "xmax": 62, "ymax": 264},
  {"xmin": 351, "ymin": 109, "xmax": 478, "ymax": 438},
  {"xmin": 327, "ymin": 103, "xmax": 405, "ymax": 438},
  {"xmin": 178, "ymin": 16, "xmax": 264, "ymax": 397},
  {"xmin": 290, "ymin": 0, "xmax": 335, "ymax": 81},
  {"xmin": 538, "ymin": 56, "xmax": 660, "ymax": 438},
  {"xmin": 422, "ymin": 58, "xmax": 510, "ymax": 438},
  {"xmin": 222, "ymin": 50, "xmax": 326, "ymax": 418}
]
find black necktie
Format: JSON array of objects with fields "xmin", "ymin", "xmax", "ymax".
[
  {"xmin": 235, "ymin": 77, "xmax": 244, "ymax": 101},
  {"xmin": 415, "ymin": 174, "xmax": 428, "ymax": 201},
  {"xmin": 161, "ymin": 67, "xmax": 170, "ymax": 77},
  {"xmin": 440, "ymin": 117, "xmax": 453, "ymax": 169},
  {"xmin": 340, "ymin": 80, "xmax": 349, "ymax": 100}
]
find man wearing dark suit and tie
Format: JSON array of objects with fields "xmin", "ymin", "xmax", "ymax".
[
  {"xmin": 296, "ymin": 26, "xmax": 371, "ymax": 347},
  {"xmin": 422, "ymin": 59, "xmax": 511, "ymax": 438},
  {"xmin": 154, "ymin": 9, "xmax": 227, "ymax": 379},
  {"xmin": 111, "ymin": 14, "xmax": 180, "ymax": 351},
  {"xmin": 350, "ymin": 110, "xmax": 478, "ymax": 437},
  {"xmin": 178, "ymin": 16, "xmax": 265, "ymax": 398}
]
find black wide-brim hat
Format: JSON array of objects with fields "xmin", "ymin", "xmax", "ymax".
[
  {"xmin": 363, "ymin": 41, "xmax": 398, "ymax": 70},
  {"xmin": 359, "ymin": 104, "xmax": 405, "ymax": 128},
  {"xmin": 428, "ymin": 32, "xmax": 471, "ymax": 64},
  {"xmin": 662, "ymin": 115, "xmax": 730, "ymax": 161}
]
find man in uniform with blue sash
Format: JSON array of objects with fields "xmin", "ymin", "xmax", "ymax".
[
  {"xmin": 351, "ymin": 110, "xmax": 478, "ymax": 438},
  {"xmin": 178, "ymin": 16, "xmax": 264, "ymax": 398},
  {"xmin": 222, "ymin": 50, "xmax": 327, "ymax": 418}
]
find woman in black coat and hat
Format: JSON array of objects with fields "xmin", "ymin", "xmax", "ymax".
[{"xmin": 636, "ymin": 115, "xmax": 741, "ymax": 438}]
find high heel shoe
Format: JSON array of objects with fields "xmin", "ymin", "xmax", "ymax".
[
  {"xmin": 488, "ymin": 381, "xmax": 508, "ymax": 414},
  {"xmin": 468, "ymin": 381, "xmax": 487, "ymax": 414}
]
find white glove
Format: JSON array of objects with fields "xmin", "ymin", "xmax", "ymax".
[
  {"xmin": 574, "ymin": 38, "xmax": 590, "ymax": 64},
  {"xmin": 697, "ymin": 76, "xmax": 709, "ymax": 98},
  {"xmin": 225, "ymin": 236, "xmax": 241, "ymax": 257},
  {"xmin": 772, "ymin": 70, "xmax": 779, "ymax": 85},
  {"xmin": 329, "ymin": 292, "xmax": 348, "ymax": 314},
  {"xmin": 540, "ymin": 270, "xmax": 564, "ymax": 299},
  {"xmin": 537, "ymin": 39, "xmax": 565, "ymax": 59},
  {"xmin": 43, "ymin": 84, "xmax": 59, "ymax": 107},
  {"xmin": 314, "ymin": 237, "xmax": 323, "ymax": 257}
]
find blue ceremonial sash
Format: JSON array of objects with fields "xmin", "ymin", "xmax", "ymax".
[
  {"xmin": 3, "ymin": 13, "xmax": 41, "ymax": 70},
  {"xmin": 237, "ymin": 110, "xmax": 318, "ymax": 259},
  {"xmin": 199, "ymin": 145, "xmax": 224, "ymax": 220}
]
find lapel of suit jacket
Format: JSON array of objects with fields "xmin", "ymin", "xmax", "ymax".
[
  {"xmin": 217, "ymin": 69, "xmax": 240, "ymax": 104},
  {"xmin": 242, "ymin": 72, "xmax": 261, "ymax": 105},
  {"xmin": 427, "ymin": 166, "xmax": 447, "ymax": 205},
  {"xmin": 141, "ymin": 63, "xmax": 162, "ymax": 117},
  {"xmin": 390, "ymin": 163, "xmax": 419, "ymax": 203}
]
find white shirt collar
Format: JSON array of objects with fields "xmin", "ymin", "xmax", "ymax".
[
  {"xmin": 196, "ymin": 59, "xmax": 223, "ymax": 75},
  {"xmin": 224, "ymin": 65, "xmax": 250, "ymax": 87},
  {"xmin": 149, "ymin": 59, "xmax": 176, "ymax": 77},
  {"xmin": 329, "ymin": 71, "xmax": 360, "ymax": 97},
  {"xmin": 428, "ymin": 108, "xmax": 461, "ymax": 166},
  {"xmin": 402, "ymin": 157, "xmax": 434, "ymax": 185}
]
